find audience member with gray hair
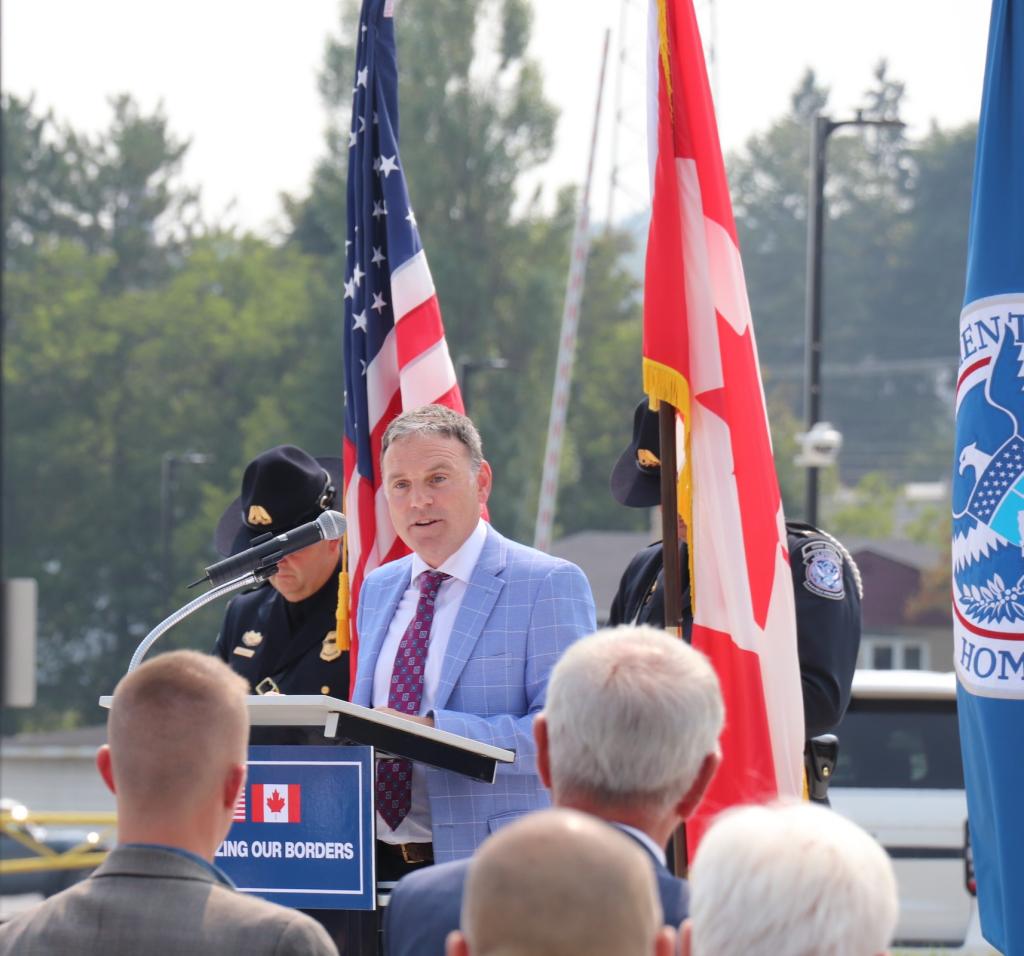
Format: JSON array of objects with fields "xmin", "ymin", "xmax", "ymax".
[
  {"xmin": 0, "ymin": 651, "xmax": 337, "ymax": 956},
  {"xmin": 384, "ymin": 625, "xmax": 724, "ymax": 956},
  {"xmin": 446, "ymin": 808, "xmax": 675, "ymax": 956},
  {"xmin": 682, "ymin": 801, "xmax": 899, "ymax": 956}
]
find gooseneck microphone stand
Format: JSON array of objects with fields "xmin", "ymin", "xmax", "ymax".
[{"xmin": 127, "ymin": 564, "xmax": 279, "ymax": 673}]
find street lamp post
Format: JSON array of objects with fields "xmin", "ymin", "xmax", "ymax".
[
  {"xmin": 457, "ymin": 356, "xmax": 509, "ymax": 417},
  {"xmin": 802, "ymin": 111, "xmax": 904, "ymax": 526}
]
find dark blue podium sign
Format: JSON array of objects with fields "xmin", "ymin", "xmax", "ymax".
[{"xmin": 215, "ymin": 745, "xmax": 376, "ymax": 910}]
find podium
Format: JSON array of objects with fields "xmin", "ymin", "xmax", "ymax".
[{"xmin": 244, "ymin": 694, "xmax": 515, "ymax": 782}]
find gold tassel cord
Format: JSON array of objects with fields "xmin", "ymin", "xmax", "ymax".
[{"xmin": 335, "ymin": 530, "xmax": 351, "ymax": 652}]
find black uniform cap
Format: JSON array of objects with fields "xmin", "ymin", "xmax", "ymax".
[
  {"xmin": 610, "ymin": 400, "xmax": 663, "ymax": 509},
  {"xmin": 214, "ymin": 445, "xmax": 343, "ymax": 557}
]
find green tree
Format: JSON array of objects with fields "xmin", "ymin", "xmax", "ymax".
[
  {"xmin": 729, "ymin": 66, "xmax": 972, "ymax": 492},
  {"xmin": 3, "ymin": 231, "xmax": 337, "ymax": 725},
  {"xmin": 2, "ymin": 94, "xmax": 201, "ymax": 288},
  {"xmin": 826, "ymin": 472, "xmax": 898, "ymax": 539}
]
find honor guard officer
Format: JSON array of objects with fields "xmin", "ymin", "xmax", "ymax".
[
  {"xmin": 608, "ymin": 401, "xmax": 862, "ymax": 752},
  {"xmin": 212, "ymin": 446, "xmax": 350, "ymax": 722}
]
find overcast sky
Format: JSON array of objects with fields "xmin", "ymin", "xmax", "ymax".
[{"xmin": 3, "ymin": 0, "xmax": 991, "ymax": 235}]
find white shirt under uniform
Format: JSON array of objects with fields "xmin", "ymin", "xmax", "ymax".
[{"xmin": 371, "ymin": 519, "xmax": 488, "ymax": 845}]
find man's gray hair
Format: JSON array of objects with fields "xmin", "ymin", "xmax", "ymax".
[
  {"xmin": 381, "ymin": 404, "xmax": 483, "ymax": 471},
  {"xmin": 688, "ymin": 802, "xmax": 899, "ymax": 956},
  {"xmin": 544, "ymin": 625, "xmax": 724, "ymax": 811}
]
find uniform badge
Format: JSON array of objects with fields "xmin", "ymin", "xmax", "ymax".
[
  {"xmin": 242, "ymin": 630, "xmax": 263, "ymax": 647},
  {"xmin": 233, "ymin": 646, "xmax": 255, "ymax": 658},
  {"xmin": 247, "ymin": 504, "xmax": 273, "ymax": 526},
  {"xmin": 320, "ymin": 630, "xmax": 341, "ymax": 662},
  {"xmin": 801, "ymin": 541, "xmax": 845, "ymax": 601}
]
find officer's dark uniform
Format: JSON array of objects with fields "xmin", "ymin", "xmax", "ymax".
[
  {"xmin": 214, "ymin": 573, "xmax": 349, "ymax": 700},
  {"xmin": 608, "ymin": 521, "xmax": 861, "ymax": 738},
  {"xmin": 210, "ymin": 444, "xmax": 351, "ymax": 745}
]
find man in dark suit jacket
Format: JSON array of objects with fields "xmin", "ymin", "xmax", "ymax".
[
  {"xmin": 0, "ymin": 651, "xmax": 336, "ymax": 956},
  {"xmin": 383, "ymin": 626, "xmax": 724, "ymax": 956}
]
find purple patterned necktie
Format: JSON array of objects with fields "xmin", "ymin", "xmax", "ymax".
[{"xmin": 377, "ymin": 569, "xmax": 449, "ymax": 831}]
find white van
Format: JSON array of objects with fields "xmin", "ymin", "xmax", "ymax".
[{"xmin": 828, "ymin": 670, "xmax": 998, "ymax": 954}]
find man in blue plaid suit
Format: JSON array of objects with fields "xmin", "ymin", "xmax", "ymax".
[{"xmin": 353, "ymin": 405, "xmax": 596, "ymax": 878}]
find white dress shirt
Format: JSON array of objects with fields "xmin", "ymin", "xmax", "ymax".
[{"xmin": 372, "ymin": 519, "xmax": 488, "ymax": 844}]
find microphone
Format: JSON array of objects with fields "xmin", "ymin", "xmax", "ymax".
[{"xmin": 191, "ymin": 510, "xmax": 346, "ymax": 588}]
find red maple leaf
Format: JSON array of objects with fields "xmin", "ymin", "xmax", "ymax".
[
  {"xmin": 266, "ymin": 789, "xmax": 286, "ymax": 814},
  {"xmin": 695, "ymin": 312, "xmax": 783, "ymax": 630}
]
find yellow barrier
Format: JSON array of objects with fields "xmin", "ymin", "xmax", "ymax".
[{"xmin": 1, "ymin": 810, "xmax": 116, "ymax": 876}]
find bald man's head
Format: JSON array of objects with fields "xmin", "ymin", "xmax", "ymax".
[
  {"xmin": 106, "ymin": 651, "xmax": 249, "ymax": 815},
  {"xmin": 454, "ymin": 809, "xmax": 666, "ymax": 956}
]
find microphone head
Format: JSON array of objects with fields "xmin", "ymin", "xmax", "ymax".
[{"xmin": 315, "ymin": 510, "xmax": 347, "ymax": 541}]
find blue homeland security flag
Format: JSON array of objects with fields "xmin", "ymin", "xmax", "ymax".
[{"xmin": 953, "ymin": 0, "xmax": 1024, "ymax": 951}]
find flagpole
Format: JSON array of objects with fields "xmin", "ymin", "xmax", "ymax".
[
  {"xmin": 658, "ymin": 402, "xmax": 683, "ymax": 635},
  {"xmin": 533, "ymin": 29, "xmax": 610, "ymax": 552},
  {"xmin": 657, "ymin": 400, "xmax": 687, "ymax": 875}
]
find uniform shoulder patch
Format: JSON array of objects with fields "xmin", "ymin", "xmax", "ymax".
[{"xmin": 800, "ymin": 540, "xmax": 845, "ymax": 601}]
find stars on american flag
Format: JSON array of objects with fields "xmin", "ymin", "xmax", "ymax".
[
  {"xmin": 353, "ymin": 310, "xmax": 368, "ymax": 332},
  {"xmin": 379, "ymin": 155, "xmax": 399, "ymax": 178},
  {"xmin": 371, "ymin": 246, "xmax": 386, "ymax": 266},
  {"xmin": 371, "ymin": 293, "xmax": 387, "ymax": 314}
]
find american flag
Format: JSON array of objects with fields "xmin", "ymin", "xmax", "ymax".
[
  {"xmin": 342, "ymin": 0, "xmax": 464, "ymax": 683},
  {"xmin": 232, "ymin": 788, "xmax": 246, "ymax": 823},
  {"xmin": 643, "ymin": 0, "xmax": 804, "ymax": 848}
]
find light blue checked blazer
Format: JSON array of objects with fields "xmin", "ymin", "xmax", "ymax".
[{"xmin": 353, "ymin": 525, "xmax": 596, "ymax": 862}]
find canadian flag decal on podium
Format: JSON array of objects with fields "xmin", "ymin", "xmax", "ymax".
[{"xmin": 251, "ymin": 783, "xmax": 302, "ymax": 823}]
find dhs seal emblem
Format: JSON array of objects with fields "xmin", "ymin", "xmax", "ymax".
[
  {"xmin": 953, "ymin": 297, "xmax": 1024, "ymax": 697},
  {"xmin": 801, "ymin": 541, "xmax": 845, "ymax": 601}
]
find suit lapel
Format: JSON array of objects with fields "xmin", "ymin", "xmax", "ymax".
[
  {"xmin": 354, "ymin": 559, "xmax": 412, "ymax": 704},
  {"xmin": 433, "ymin": 527, "xmax": 507, "ymax": 711}
]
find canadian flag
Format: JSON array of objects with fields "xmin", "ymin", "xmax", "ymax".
[
  {"xmin": 251, "ymin": 783, "xmax": 301, "ymax": 823},
  {"xmin": 642, "ymin": 0, "xmax": 804, "ymax": 850}
]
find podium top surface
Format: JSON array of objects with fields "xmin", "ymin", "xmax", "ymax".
[{"xmin": 98, "ymin": 693, "xmax": 515, "ymax": 765}]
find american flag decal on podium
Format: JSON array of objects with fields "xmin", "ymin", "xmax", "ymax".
[
  {"xmin": 342, "ymin": 0, "xmax": 465, "ymax": 689},
  {"xmin": 232, "ymin": 789, "xmax": 246, "ymax": 823}
]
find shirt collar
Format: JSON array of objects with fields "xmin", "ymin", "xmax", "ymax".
[
  {"xmin": 612, "ymin": 824, "xmax": 667, "ymax": 867},
  {"xmin": 410, "ymin": 519, "xmax": 488, "ymax": 586}
]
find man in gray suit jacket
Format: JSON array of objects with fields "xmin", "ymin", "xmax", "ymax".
[
  {"xmin": 0, "ymin": 651, "xmax": 336, "ymax": 956},
  {"xmin": 383, "ymin": 626, "xmax": 725, "ymax": 956}
]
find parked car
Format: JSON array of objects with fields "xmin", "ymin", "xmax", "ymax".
[
  {"xmin": 0, "ymin": 799, "xmax": 109, "ymax": 898},
  {"xmin": 829, "ymin": 670, "xmax": 997, "ymax": 954}
]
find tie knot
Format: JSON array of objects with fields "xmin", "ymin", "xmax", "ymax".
[{"xmin": 418, "ymin": 570, "xmax": 450, "ymax": 595}]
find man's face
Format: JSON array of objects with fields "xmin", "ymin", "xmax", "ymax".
[
  {"xmin": 270, "ymin": 538, "xmax": 339, "ymax": 602},
  {"xmin": 382, "ymin": 433, "xmax": 492, "ymax": 568}
]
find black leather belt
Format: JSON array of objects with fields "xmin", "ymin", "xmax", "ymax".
[{"xmin": 377, "ymin": 841, "xmax": 434, "ymax": 865}]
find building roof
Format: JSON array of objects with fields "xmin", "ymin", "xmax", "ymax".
[{"xmin": 844, "ymin": 537, "xmax": 941, "ymax": 571}]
